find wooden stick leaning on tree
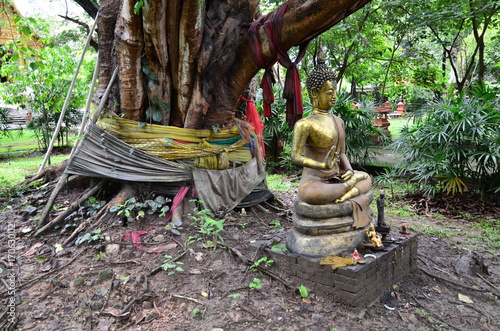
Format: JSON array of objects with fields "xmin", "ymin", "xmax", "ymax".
[{"xmin": 36, "ymin": 68, "xmax": 118, "ymax": 229}]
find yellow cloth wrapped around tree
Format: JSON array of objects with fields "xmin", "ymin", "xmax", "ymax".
[{"xmin": 97, "ymin": 117, "xmax": 255, "ymax": 166}]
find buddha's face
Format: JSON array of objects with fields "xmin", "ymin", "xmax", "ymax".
[{"xmin": 313, "ymin": 80, "xmax": 336, "ymax": 110}]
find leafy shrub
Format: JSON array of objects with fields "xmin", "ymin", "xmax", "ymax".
[
  {"xmin": 392, "ymin": 91, "xmax": 500, "ymax": 196},
  {"xmin": 0, "ymin": 17, "xmax": 91, "ymax": 150},
  {"xmin": 332, "ymin": 92, "xmax": 383, "ymax": 164},
  {"xmin": 264, "ymin": 90, "xmax": 381, "ymax": 172},
  {"xmin": 110, "ymin": 196, "xmax": 171, "ymax": 224}
]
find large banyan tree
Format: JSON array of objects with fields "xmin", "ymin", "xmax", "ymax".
[
  {"xmin": 34, "ymin": 0, "xmax": 372, "ymax": 235},
  {"xmin": 90, "ymin": 0, "xmax": 371, "ymax": 129}
]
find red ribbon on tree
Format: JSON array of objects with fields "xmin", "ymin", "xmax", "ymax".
[
  {"xmin": 248, "ymin": 3, "xmax": 309, "ymax": 128},
  {"xmin": 241, "ymin": 96, "xmax": 265, "ymax": 157}
]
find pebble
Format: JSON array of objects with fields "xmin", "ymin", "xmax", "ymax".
[
  {"xmin": 105, "ymin": 244, "xmax": 121, "ymax": 255},
  {"xmin": 90, "ymin": 301, "xmax": 103, "ymax": 311},
  {"xmin": 152, "ymin": 234, "xmax": 165, "ymax": 242}
]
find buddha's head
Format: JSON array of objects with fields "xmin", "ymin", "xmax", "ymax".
[{"xmin": 306, "ymin": 56, "xmax": 337, "ymax": 110}]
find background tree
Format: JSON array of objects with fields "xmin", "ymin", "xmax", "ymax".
[
  {"xmin": 400, "ymin": 0, "xmax": 500, "ymax": 93},
  {"xmin": 0, "ymin": 16, "xmax": 93, "ymax": 149}
]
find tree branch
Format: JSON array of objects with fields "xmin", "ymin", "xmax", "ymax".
[{"xmin": 58, "ymin": 15, "xmax": 98, "ymax": 51}]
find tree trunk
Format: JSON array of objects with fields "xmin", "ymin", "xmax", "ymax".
[{"xmin": 96, "ymin": 0, "xmax": 371, "ymax": 129}]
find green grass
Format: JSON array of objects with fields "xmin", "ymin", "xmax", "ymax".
[
  {"xmin": 0, "ymin": 154, "xmax": 68, "ymax": 191},
  {"xmin": 387, "ymin": 117, "xmax": 415, "ymax": 139},
  {"xmin": 0, "ymin": 129, "xmax": 77, "ymax": 157},
  {"xmin": 266, "ymin": 174, "xmax": 299, "ymax": 192},
  {"xmin": 466, "ymin": 219, "xmax": 500, "ymax": 257},
  {"xmin": 0, "ymin": 130, "xmax": 40, "ymax": 154}
]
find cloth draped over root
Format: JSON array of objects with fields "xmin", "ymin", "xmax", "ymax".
[{"xmin": 33, "ymin": 117, "xmax": 272, "ymax": 239}]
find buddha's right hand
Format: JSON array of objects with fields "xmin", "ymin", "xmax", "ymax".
[
  {"xmin": 345, "ymin": 172, "xmax": 368, "ymax": 188},
  {"xmin": 324, "ymin": 145, "xmax": 337, "ymax": 169},
  {"xmin": 341, "ymin": 170, "xmax": 354, "ymax": 181}
]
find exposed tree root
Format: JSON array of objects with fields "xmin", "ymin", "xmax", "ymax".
[
  {"xmin": 25, "ymin": 160, "xmax": 68, "ymax": 184},
  {"xmin": 410, "ymin": 294, "xmax": 462, "ymax": 331},
  {"xmin": 419, "ymin": 267, "xmax": 491, "ymax": 296},
  {"xmin": 63, "ymin": 220, "xmax": 91, "ymax": 246},
  {"xmin": 35, "ymin": 179, "xmax": 107, "ymax": 236},
  {"xmin": 91, "ymin": 183, "xmax": 136, "ymax": 229},
  {"xmin": 38, "ymin": 173, "xmax": 71, "ymax": 227},
  {"xmin": 62, "ymin": 183, "xmax": 136, "ymax": 245}
]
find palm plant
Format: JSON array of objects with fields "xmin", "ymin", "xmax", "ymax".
[
  {"xmin": 332, "ymin": 92, "xmax": 381, "ymax": 165},
  {"xmin": 392, "ymin": 89, "xmax": 500, "ymax": 196}
]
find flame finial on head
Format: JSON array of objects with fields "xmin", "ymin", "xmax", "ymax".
[{"xmin": 306, "ymin": 51, "xmax": 336, "ymax": 96}]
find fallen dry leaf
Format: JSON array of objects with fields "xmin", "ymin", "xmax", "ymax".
[
  {"xmin": 458, "ymin": 293, "xmax": 473, "ymax": 304},
  {"xmin": 145, "ymin": 243, "xmax": 177, "ymax": 254},
  {"xmin": 103, "ymin": 307, "xmax": 130, "ymax": 318},
  {"xmin": 227, "ymin": 310, "xmax": 241, "ymax": 322},
  {"xmin": 21, "ymin": 243, "xmax": 43, "ymax": 258},
  {"xmin": 192, "ymin": 252, "xmax": 204, "ymax": 262},
  {"xmin": 132, "ymin": 309, "xmax": 147, "ymax": 325}
]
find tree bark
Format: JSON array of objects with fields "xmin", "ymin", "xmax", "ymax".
[
  {"xmin": 196, "ymin": 0, "xmax": 372, "ymax": 129},
  {"xmin": 115, "ymin": 0, "xmax": 145, "ymax": 121},
  {"xmin": 142, "ymin": 0, "xmax": 172, "ymax": 125},
  {"xmin": 96, "ymin": 0, "xmax": 120, "ymax": 103},
  {"xmin": 95, "ymin": 0, "xmax": 371, "ymax": 129}
]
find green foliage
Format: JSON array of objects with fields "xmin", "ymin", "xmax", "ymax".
[
  {"xmin": 165, "ymin": 218, "xmax": 183, "ymax": 236},
  {"xmin": 332, "ymin": 92, "xmax": 384, "ymax": 163},
  {"xmin": 76, "ymin": 228, "xmax": 104, "ymax": 245},
  {"xmin": 93, "ymin": 251, "xmax": 106, "ymax": 261},
  {"xmin": 257, "ymin": 85, "xmax": 295, "ymax": 173},
  {"xmin": 250, "ymin": 257, "xmax": 274, "ymax": 274},
  {"xmin": 161, "ymin": 255, "xmax": 184, "ymax": 275},
  {"xmin": 191, "ymin": 308, "xmax": 202, "ymax": 318},
  {"xmin": 228, "ymin": 293, "xmax": 242, "ymax": 306},
  {"xmin": 298, "ymin": 284, "xmax": 309, "ymax": 298},
  {"xmin": 0, "ymin": 108, "xmax": 14, "ymax": 138},
  {"xmin": 0, "ymin": 17, "xmax": 92, "ymax": 150},
  {"xmin": 110, "ymin": 195, "xmax": 171, "ymax": 224},
  {"xmin": 183, "ymin": 235, "xmax": 199, "ymax": 250},
  {"xmin": 266, "ymin": 174, "xmax": 298, "ymax": 192},
  {"xmin": 249, "ymin": 278, "xmax": 262, "ymax": 290},
  {"xmin": 134, "ymin": 0, "xmax": 146, "ymax": 14},
  {"xmin": 270, "ymin": 243, "xmax": 288, "ymax": 253},
  {"xmin": 190, "ymin": 200, "xmax": 225, "ymax": 246},
  {"xmin": 392, "ymin": 92, "xmax": 500, "ymax": 196},
  {"xmin": 84, "ymin": 197, "xmax": 106, "ymax": 217}
]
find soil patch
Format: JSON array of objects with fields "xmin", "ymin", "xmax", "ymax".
[{"xmin": 0, "ymin": 185, "xmax": 499, "ymax": 330}]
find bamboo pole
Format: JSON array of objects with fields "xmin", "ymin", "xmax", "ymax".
[
  {"xmin": 78, "ymin": 54, "xmax": 100, "ymax": 137},
  {"xmin": 36, "ymin": 67, "xmax": 118, "ymax": 229},
  {"xmin": 38, "ymin": 17, "xmax": 98, "ymax": 174}
]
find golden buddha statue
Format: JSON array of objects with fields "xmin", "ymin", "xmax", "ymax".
[
  {"xmin": 366, "ymin": 223, "xmax": 383, "ymax": 248},
  {"xmin": 286, "ymin": 57, "xmax": 374, "ymax": 258},
  {"xmin": 291, "ymin": 58, "xmax": 371, "ymax": 205}
]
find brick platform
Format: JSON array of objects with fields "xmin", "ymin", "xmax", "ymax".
[{"xmin": 256, "ymin": 232, "xmax": 418, "ymax": 307}]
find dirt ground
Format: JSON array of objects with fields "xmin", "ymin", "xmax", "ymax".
[{"xmin": 0, "ymin": 178, "xmax": 499, "ymax": 331}]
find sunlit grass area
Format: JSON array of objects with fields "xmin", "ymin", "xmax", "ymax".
[
  {"xmin": 0, "ymin": 154, "xmax": 68, "ymax": 191},
  {"xmin": 0, "ymin": 129, "xmax": 77, "ymax": 157},
  {"xmin": 266, "ymin": 174, "xmax": 299, "ymax": 192},
  {"xmin": 0, "ymin": 129, "xmax": 40, "ymax": 154},
  {"xmin": 387, "ymin": 117, "xmax": 415, "ymax": 139}
]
